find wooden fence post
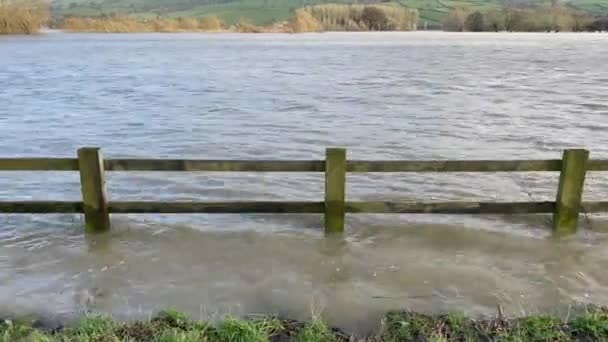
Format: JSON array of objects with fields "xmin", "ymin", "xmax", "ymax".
[
  {"xmin": 325, "ymin": 148, "xmax": 346, "ymax": 235},
  {"xmin": 78, "ymin": 147, "xmax": 110, "ymax": 232},
  {"xmin": 553, "ymin": 149, "xmax": 589, "ymax": 235}
]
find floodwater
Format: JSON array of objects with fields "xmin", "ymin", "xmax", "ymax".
[{"xmin": 1, "ymin": 32, "xmax": 608, "ymax": 333}]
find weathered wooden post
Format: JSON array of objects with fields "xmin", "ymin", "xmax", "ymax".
[
  {"xmin": 553, "ymin": 149, "xmax": 589, "ymax": 235},
  {"xmin": 78, "ymin": 147, "xmax": 110, "ymax": 232},
  {"xmin": 324, "ymin": 148, "xmax": 346, "ymax": 235}
]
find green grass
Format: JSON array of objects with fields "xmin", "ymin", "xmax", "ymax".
[
  {"xmin": 293, "ymin": 316, "xmax": 335, "ymax": 342},
  {"xmin": 3, "ymin": 308, "xmax": 608, "ymax": 341},
  {"xmin": 50, "ymin": 0, "xmax": 608, "ymax": 26},
  {"xmin": 381, "ymin": 309, "xmax": 608, "ymax": 342},
  {"xmin": 570, "ymin": 309, "xmax": 608, "ymax": 340},
  {"xmin": 211, "ymin": 315, "xmax": 282, "ymax": 342}
]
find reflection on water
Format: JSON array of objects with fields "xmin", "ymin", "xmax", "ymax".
[{"xmin": 1, "ymin": 32, "xmax": 608, "ymax": 332}]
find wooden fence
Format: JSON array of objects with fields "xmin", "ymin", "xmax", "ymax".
[{"xmin": 0, "ymin": 147, "xmax": 606, "ymax": 236}]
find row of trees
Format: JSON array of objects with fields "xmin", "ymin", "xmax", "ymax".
[
  {"xmin": 443, "ymin": 5, "xmax": 607, "ymax": 32},
  {"xmin": 588, "ymin": 17, "xmax": 608, "ymax": 31}
]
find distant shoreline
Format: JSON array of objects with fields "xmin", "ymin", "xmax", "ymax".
[
  {"xmin": 4, "ymin": 1, "xmax": 608, "ymax": 35},
  {"xmin": 31, "ymin": 29, "xmax": 608, "ymax": 35}
]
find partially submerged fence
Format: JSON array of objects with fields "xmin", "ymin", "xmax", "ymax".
[{"xmin": 0, "ymin": 147, "xmax": 605, "ymax": 236}]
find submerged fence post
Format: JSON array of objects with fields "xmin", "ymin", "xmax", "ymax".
[
  {"xmin": 553, "ymin": 149, "xmax": 589, "ymax": 235},
  {"xmin": 324, "ymin": 148, "xmax": 346, "ymax": 235},
  {"xmin": 78, "ymin": 147, "xmax": 110, "ymax": 232}
]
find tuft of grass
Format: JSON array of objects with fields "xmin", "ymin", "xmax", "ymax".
[
  {"xmin": 443, "ymin": 313, "xmax": 478, "ymax": 341},
  {"xmin": 1, "ymin": 320, "xmax": 53, "ymax": 342},
  {"xmin": 293, "ymin": 316, "xmax": 334, "ymax": 342},
  {"xmin": 153, "ymin": 328, "xmax": 205, "ymax": 342},
  {"xmin": 209, "ymin": 315, "xmax": 282, "ymax": 342},
  {"xmin": 64, "ymin": 314, "xmax": 120, "ymax": 341},
  {"xmin": 153, "ymin": 310, "xmax": 193, "ymax": 330},
  {"xmin": 512, "ymin": 315, "xmax": 568, "ymax": 342},
  {"xmin": 382, "ymin": 311, "xmax": 437, "ymax": 341},
  {"xmin": 570, "ymin": 309, "xmax": 608, "ymax": 340},
  {"xmin": 115, "ymin": 320, "xmax": 162, "ymax": 342}
]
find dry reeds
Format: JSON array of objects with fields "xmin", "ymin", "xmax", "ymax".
[
  {"xmin": 60, "ymin": 16, "xmax": 225, "ymax": 33},
  {"xmin": 61, "ymin": 17, "xmax": 147, "ymax": 33},
  {"xmin": 199, "ymin": 16, "xmax": 223, "ymax": 31},
  {"xmin": 290, "ymin": 4, "xmax": 418, "ymax": 32},
  {"xmin": 0, "ymin": 0, "xmax": 48, "ymax": 34},
  {"xmin": 289, "ymin": 8, "xmax": 321, "ymax": 33},
  {"xmin": 233, "ymin": 18, "xmax": 264, "ymax": 33},
  {"xmin": 177, "ymin": 17, "xmax": 199, "ymax": 31}
]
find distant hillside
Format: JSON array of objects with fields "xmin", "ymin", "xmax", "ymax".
[{"xmin": 50, "ymin": 0, "xmax": 608, "ymax": 26}]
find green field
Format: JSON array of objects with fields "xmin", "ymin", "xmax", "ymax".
[
  {"xmin": 51, "ymin": 0, "xmax": 353, "ymax": 25},
  {"xmin": 397, "ymin": 0, "xmax": 509, "ymax": 27},
  {"xmin": 51, "ymin": 0, "xmax": 608, "ymax": 25}
]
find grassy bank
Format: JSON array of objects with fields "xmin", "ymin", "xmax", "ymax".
[
  {"xmin": 3, "ymin": 308, "xmax": 608, "ymax": 341},
  {"xmin": 0, "ymin": 0, "xmax": 47, "ymax": 34}
]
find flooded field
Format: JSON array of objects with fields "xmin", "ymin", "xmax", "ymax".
[{"xmin": 1, "ymin": 32, "xmax": 608, "ymax": 333}]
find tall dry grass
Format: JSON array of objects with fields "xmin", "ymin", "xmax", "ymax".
[
  {"xmin": 199, "ymin": 16, "xmax": 223, "ymax": 31},
  {"xmin": 0, "ymin": 0, "xmax": 48, "ymax": 34},
  {"xmin": 151, "ymin": 18, "xmax": 179, "ymax": 32},
  {"xmin": 177, "ymin": 17, "xmax": 199, "ymax": 31},
  {"xmin": 289, "ymin": 8, "xmax": 321, "ymax": 33},
  {"xmin": 61, "ymin": 17, "xmax": 147, "ymax": 33},
  {"xmin": 291, "ymin": 4, "xmax": 418, "ymax": 32},
  {"xmin": 233, "ymin": 18, "xmax": 264, "ymax": 33},
  {"xmin": 60, "ymin": 16, "xmax": 225, "ymax": 33}
]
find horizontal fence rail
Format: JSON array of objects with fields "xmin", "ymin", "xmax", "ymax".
[
  {"xmin": 0, "ymin": 147, "xmax": 603, "ymax": 236},
  {"xmin": 4, "ymin": 201, "xmax": 608, "ymax": 215},
  {"xmin": 3, "ymin": 158, "xmax": 608, "ymax": 172}
]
